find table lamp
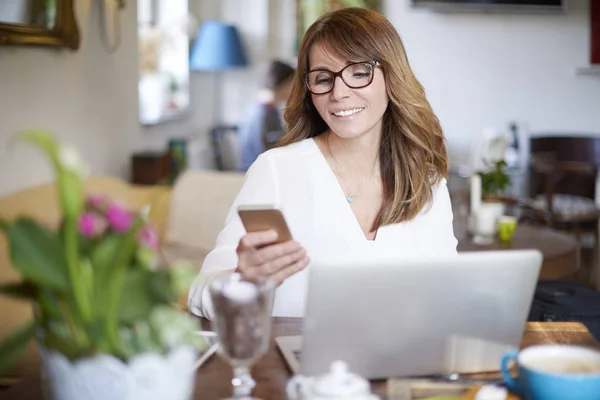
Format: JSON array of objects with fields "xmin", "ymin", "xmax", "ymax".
[{"xmin": 190, "ymin": 20, "xmax": 248, "ymax": 125}]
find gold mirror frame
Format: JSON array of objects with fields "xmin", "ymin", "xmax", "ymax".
[{"xmin": 0, "ymin": 0, "xmax": 80, "ymax": 50}]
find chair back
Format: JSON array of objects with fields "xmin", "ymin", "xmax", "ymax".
[
  {"xmin": 211, "ymin": 125, "xmax": 241, "ymax": 171},
  {"xmin": 163, "ymin": 169, "xmax": 245, "ymax": 254},
  {"xmin": 528, "ymin": 136, "xmax": 600, "ymax": 201}
]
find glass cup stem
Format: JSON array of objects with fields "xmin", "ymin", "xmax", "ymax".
[{"xmin": 232, "ymin": 366, "xmax": 256, "ymax": 397}]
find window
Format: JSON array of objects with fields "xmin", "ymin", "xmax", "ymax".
[{"xmin": 138, "ymin": 0, "xmax": 190, "ymax": 125}]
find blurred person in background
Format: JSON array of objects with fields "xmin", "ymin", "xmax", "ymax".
[{"xmin": 238, "ymin": 60, "xmax": 296, "ymax": 171}]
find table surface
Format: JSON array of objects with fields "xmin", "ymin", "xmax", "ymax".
[
  {"xmin": 457, "ymin": 224, "xmax": 577, "ymax": 259},
  {"xmin": 451, "ymin": 191, "xmax": 579, "ymax": 280},
  {"xmin": 2, "ymin": 318, "xmax": 599, "ymax": 400}
]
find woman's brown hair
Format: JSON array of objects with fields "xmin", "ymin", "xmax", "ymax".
[{"xmin": 279, "ymin": 7, "xmax": 448, "ymax": 229}]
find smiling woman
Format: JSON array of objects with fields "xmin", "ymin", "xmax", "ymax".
[
  {"xmin": 0, "ymin": 0, "xmax": 79, "ymax": 49},
  {"xmin": 188, "ymin": 7, "xmax": 457, "ymax": 320}
]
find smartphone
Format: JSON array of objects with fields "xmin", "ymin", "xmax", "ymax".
[{"xmin": 237, "ymin": 204, "xmax": 293, "ymax": 243}]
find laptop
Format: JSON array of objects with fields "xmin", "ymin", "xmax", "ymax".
[{"xmin": 276, "ymin": 249, "xmax": 542, "ymax": 379}]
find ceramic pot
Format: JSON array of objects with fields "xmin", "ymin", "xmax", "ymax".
[{"xmin": 39, "ymin": 346, "xmax": 197, "ymax": 400}]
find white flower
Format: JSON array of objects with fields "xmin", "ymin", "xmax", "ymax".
[
  {"xmin": 471, "ymin": 128, "xmax": 510, "ymax": 173},
  {"xmin": 149, "ymin": 306, "xmax": 202, "ymax": 350},
  {"xmin": 58, "ymin": 144, "xmax": 89, "ymax": 179},
  {"xmin": 483, "ymin": 134, "xmax": 509, "ymax": 165}
]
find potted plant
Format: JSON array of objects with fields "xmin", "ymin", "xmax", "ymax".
[
  {"xmin": 472, "ymin": 160, "xmax": 511, "ymax": 243},
  {"xmin": 0, "ymin": 130, "xmax": 206, "ymax": 400},
  {"xmin": 478, "ymin": 159, "xmax": 511, "ymax": 200}
]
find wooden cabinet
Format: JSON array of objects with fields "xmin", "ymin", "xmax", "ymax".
[{"xmin": 130, "ymin": 151, "xmax": 171, "ymax": 185}]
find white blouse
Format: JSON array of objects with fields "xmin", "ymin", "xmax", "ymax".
[{"xmin": 187, "ymin": 138, "xmax": 458, "ymax": 319}]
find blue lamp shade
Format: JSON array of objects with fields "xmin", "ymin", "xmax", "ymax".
[{"xmin": 190, "ymin": 20, "xmax": 248, "ymax": 71}]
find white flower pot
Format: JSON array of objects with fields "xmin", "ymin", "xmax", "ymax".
[
  {"xmin": 472, "ymin": 201, "xmax": 505, "ymax": 245},
  {"xmin": 40, "ymin": 346, "xmax": 197, "ymax": 400}
]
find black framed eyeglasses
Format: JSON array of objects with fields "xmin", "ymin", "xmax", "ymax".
[{"xmin": 304, "ymin": 61, "xmax": 379, "ymax": 95}]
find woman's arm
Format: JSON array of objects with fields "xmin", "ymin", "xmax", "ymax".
[
  {"xmin": 187, "ymin": 153, "xmax": 280, "ymax": 318},
  {"xmin": 431, "ymin": 178, "xmax": 458, "ymax": 255}
]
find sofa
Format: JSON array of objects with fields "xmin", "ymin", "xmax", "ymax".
[{"xmin": 0, "ymin": 170, "xmax": 245, "ymax": 382}]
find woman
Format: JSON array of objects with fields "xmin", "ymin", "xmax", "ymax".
[
  {"xmin": 238, "ymin": 60, "xmax": 296, "ymax": 171},
  {"xmin": 188, "ymin": 8, "xmax": 457, "ymax": 319}
]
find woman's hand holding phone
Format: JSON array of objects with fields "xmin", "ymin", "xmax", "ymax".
[
  {"xmin": 235, "ymin": 230, "xmax": 309, "ymax": 286},
  {"xmin": 236, "ymin": 205, "xmax": 309, "ymax": 285}
]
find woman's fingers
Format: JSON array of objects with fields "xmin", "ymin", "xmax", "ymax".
[
  {"xmin": 239, "ymin": 242, "xmax": 302, "ymax": 278},
  {"xmin": 236, "ymin": 232, "xmax": 309, "ymax": 284},
  {"xmin": 250, "ymin": 240, "xmax": 302, "ymax": 265},
  {"xmin": 237, "ymin": 230, "xmax": 279, "ymax": 250},
  {"xmin": 261, "ymin": 248, "xmax": 306, "ymax": 275},
  {"xmin": 269, "ymin": 254, "xmax": 310, "ymax": 285}
]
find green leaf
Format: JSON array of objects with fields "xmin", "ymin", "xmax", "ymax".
[
  {"xmin": 0, "ymin": 321, "xmax": 36, "ymax": 375},
  {"xmin": 0, "ymin": 282, "xmax": 37, "ymax": 300},
  {"xmin": 104, "ymin": 219, "xmax": 144, "ymax": 348},
  {"xmin": 119, "ymin": 269, "xmax": 156, "ymax": 323},
  {"xmin": 79, "ymin": 258, "xmax": 94, "ymax": 308},
  {"xmin": 118, "ymin": 269, "xmax": 176, "ymax": 324},
  {"xmin": 91, "ymin": 235, "xmax": 122, "ymax": 274},
  {"xmin": 91, "ymin": 219, "xmax": 143, "ymax": 353},
  {"xmin": 77, "ymin": 235, "xmax": 95, "ymax": 258},
  {"xmin": 42, "ymin": 322, "xmax": 91, "ymax": 361},
  {"xmin": 90, "ymin": 234, "xmax": 123, "ymax": 320},
  {"xmin": 13, "ymin": 130, "xmax": 61, "ymax": 171},
  {"xmin": 478, "ymin": 160, "xmax": 511, "ymax": 196},
  {"xmin": 149, "ymin": 269, "xmax": 177, "ymax": 304},
  {"xmin": 37, "ymin": 289, "xmax": 64, "ymax": 321},
  {"xmin": 57, "ymin": 170, "xmax": 84, "ymax": 219},
  {"xmin": 0, "ymin": 218, "xmax": 68, "ymax": 291}
]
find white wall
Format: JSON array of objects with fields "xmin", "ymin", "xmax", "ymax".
[
  {"xmin": 0, "ymin": 0, "xmax": 219, "ymax": 196},
  {"xmin": 270, "ymin": 0, "xmax": 600, "ymax": 169},
  {"xmin": 389, "ymin": 0, "xmax": 600, "ymax": 169},
  {"xmin": 219, "ymin": 0, "xmax": 270, "ymax": 125},
  {"xmin": 0, "ymin": 0, "xmax": 124, "ymax": 196}
]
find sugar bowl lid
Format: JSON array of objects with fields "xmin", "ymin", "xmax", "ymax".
[{"xmin": 310, "ymin": 361, "xmax": 372, "ymax": 397}]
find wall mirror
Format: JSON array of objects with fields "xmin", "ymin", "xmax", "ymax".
[
  {"xmin": 138, "ymin": 0, "xmax": 190, "ymax": 125},
  {"xmin": 0, "ymin": 0, "xmax": 80, "ymax": 50}
]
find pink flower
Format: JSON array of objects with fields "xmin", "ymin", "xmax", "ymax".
[
  {"xmin": 137, "ymin": 225, "xmax": 159, "ymax": 250},
  {"xmin": 86, "ymin": 194, "xmax": 108, "ymax": 210},
  {"xmin": 78, "ymin": 213, "xmax": 103, "ymax": 238},
  {"xmin": 106, "ymin": 204, "xmax": 133, "ymax": 233}
]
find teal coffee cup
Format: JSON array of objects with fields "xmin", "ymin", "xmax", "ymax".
[{"xmin": 501, "ymin": 344, "xmax": 600, "ymax": 400}]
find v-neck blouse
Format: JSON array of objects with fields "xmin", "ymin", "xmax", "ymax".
[{"xmin": 187, "ymin": 139, "xmax": 458, "ymax": 319}]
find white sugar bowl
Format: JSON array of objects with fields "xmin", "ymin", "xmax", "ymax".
[{"xmin": 286, "ymin": 361, "xmax": 380, "ymax": 400}]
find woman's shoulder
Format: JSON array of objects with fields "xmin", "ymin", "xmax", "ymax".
[
  {"xmin": 432, "ymin": 176, "xmax": 448, "ymax": 191},
  {"xmin": 427, "ymin": 175, "xmax": 450, "ymax": 204},
  {"xmin": 260, "ymin": 138, "xmax": 318, "ymax": 162},
  {"xmin": 410, "ymin": 175, "xmax": 450, "ymax": 217}
]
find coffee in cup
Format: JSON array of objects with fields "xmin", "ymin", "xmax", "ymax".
[{"xmin": 501, "ymin": 344, "xmax": 600, "ymax": 400}]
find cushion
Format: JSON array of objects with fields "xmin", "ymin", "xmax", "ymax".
[
  {"xmin": 534, "ymin": 194, "xmax": 598, "ymax": 219},
  {"xmin": 164, "ymin": 170, "xmax": 245, "ymax": 253}
]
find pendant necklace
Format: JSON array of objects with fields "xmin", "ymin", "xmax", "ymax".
[{"xmin": 326, "ymin": 134, "xmax": 377, "ymax": 204}]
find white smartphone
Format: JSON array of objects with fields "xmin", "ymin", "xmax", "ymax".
[{"xmin": 237, "ymin": 204, "xmax": 293, "ymax": 243}]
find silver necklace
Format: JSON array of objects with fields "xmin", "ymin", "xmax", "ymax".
[{"xmin": 326, "ymin": 134, "xmax": 377, "ymax": 204}]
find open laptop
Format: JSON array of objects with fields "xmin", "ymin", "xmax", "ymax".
[{"xmin": 276, "ymin": 249, "xmax": 542, "ymax": 379}]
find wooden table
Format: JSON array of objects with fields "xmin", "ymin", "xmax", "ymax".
[
  {"xmin": 457, "ymin": 224, "xmax": 579, "ymax": 280},
  {"xmin": 2, "ymin": 318, "xmax": 599, "ymax": 400},
  {"xmin": 451, "ymin": 191, "xmax": 579, "ymax": 280}
]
